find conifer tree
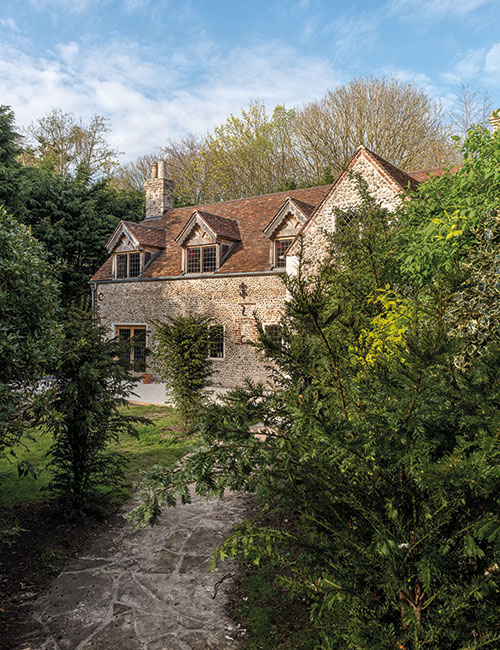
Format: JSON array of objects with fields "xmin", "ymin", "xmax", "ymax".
[{"xmin": 132, "ymin": 126, "xmax": 500, "ymax": 649}]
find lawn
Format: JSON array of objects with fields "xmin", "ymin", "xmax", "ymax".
[{"xmin": 0, "ymin": 403, "xmax": 195, "ymax": 509}]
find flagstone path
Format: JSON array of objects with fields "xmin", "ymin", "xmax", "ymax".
[{"xmin": 17, "ymin": 491, "xmax": 252, "ymax": 650}]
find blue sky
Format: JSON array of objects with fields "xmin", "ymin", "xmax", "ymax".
[{"xmin": 1, "ymin": 0, "xmax": 499, "ymax": 161}]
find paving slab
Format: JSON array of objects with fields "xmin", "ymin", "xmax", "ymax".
[
  {"xmin": 17, "ymin": 492, "xmax": 252, "ymax": 650},
  {"xmin": 126, "ymin": 382, "xmax": 231, "ymax": 406}
]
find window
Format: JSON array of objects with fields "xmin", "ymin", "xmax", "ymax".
[
  {"xmin": 208, "ymin": 325, "xmax": 224, "ymax": 359},
  {"xmin": 186, "ymin": 245, "xmax": 217, "ymax": 274},
  {"xmin": 116, "ymin": 252, "xmax": 142, "ymax": 278},
  {"xmin": 335, "ymin": 212, "xmax": 355, "ymax": 235},
  {"xmin": 117, "ymin": 326, "xmax": 146, "ymax": 372},
  {"xmin": 274, "ymin": 239, "xmax": 292, "ymax": 269},
  {"xmin": 264, "ymin": 324, "xmax": 283, "ymax": 357}
]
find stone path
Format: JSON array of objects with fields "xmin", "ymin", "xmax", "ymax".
[{"xmin": 18, "ymin": 492, "xmax": 252, "ymax": 650}]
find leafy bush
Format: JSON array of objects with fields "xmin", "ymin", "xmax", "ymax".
[
  {"xmin": 0, "ymin": 206, "xmax": 59, "ymax": 461},
  {"xmin": 39, "ymin": 303, "xmax": 145, "ymax": 511},
  {"xmin": 151, "ymin": 315, "xmax": 213, "ymax": 428},
  {"xmin": 132, "ymin": 126, "xmax": 500, "ymax": 648}
]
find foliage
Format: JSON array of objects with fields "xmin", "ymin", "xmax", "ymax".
[
  {"xmin": 0, "ymin": 206, "xmax": 60, "ymax": 461},
  {"xmin": 20, "ymin": 168, "xmax": 143, "ymax": 303},
  {"xmin": 0, "ymin": 105, "xmax": 25, "ymax": 217},
  {"xmin": 37, "ymin": 303, "xmax": 145, "ymax": 511},
  {"xmin": 131, "ymin": 127, "xmax": 500, "ymax": 648},
  {"xmin": 199, "ymin": 101, "xmax": 298, "ymax": 202},
  {"xmin": 23, "ymin": 108, "xmax": 121, "ymax": 180},
  {"xmin": 0, "ymin": 404, "xmax": 195, "ymax": 509},
  {"xmin": 398, "ymin": 124, "xmax": 500, "ymax": 288},
  {"xmin": 151, "ymin": 315, "xmax": 213, "ymax": 428}
]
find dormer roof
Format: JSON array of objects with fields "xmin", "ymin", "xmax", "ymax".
[
  {"xmin": 106, "ymin": 221, "xmax": 165, "ymax": 253},
  {"xmin": 175, "ymin": 210, "xmax": 241, "ymax": 246},
  {"xmin": 263, "ymin": 196, "xmax": 315, "ymax": 239}
]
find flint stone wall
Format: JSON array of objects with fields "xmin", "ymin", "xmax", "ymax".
[
  {"xmin": 299, "ymin": 155, "xmax": 402, "ymax": 269},
  {"xmin": 95, "ymin": 273, "xmax": 285, "ymax": 387}
]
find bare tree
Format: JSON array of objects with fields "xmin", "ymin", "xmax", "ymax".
[
  {"xmin": 25, "ymin": 109, "xmax": 121, "ymax": 179},
  {"xmin": 294, "ymin": 77, "xmax": 456, "ymax": 180},
  {"xmin": 448, "ymin": 82, "xmax": 493, "ymax": 140},
  {"xmin": 110, "ymin": 153, "xmax": 157, "ymax": 191}
]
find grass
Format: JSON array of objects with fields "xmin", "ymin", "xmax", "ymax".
[{"xmin": 0, "ymin": 403, "xmax": 195, "ymax": 509}]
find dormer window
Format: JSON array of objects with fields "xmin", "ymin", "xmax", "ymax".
[
  {"xmin": 106, "ymin": 221, "xmax": 163, "ymax": 281},
  {"xmin": 275, "ymin": 239, "xmax": 293, "ymax": 269},
  {"xmin": 187, "ymin": 245, "xmax": 217, "ymax": 274},
  {"xmin": 263, "ymin": 197, "xmax": 313, "ymax": 270},
  {"xmin": 176, "ymin": 210, "xmax": 240, "ymax": 275},
  {"xmin": 116, "ymin": 252, "xmax": 141, "ymax": 278}
]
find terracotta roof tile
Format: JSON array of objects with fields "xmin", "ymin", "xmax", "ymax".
[
  {"xmin": 124, "ymin": 221, "xmax": 165, "ymax": 248},
  {"xmin": 91, "ymin": 184, "xmax": 332, "ymax": 281},
  {"xmin": 288, "ymin": 197, "xmax": 316, "ymax": 217},
  {"xmin": 409, "ymin": 166, "xmax": 461, "ymax": 182},
  {"xmin": 195, "ymin": 211, "xmax": 241, "ymax": 241},
  {"xmin": 363, "ymin": 147, "xmax": 419, "ymax": 192}
]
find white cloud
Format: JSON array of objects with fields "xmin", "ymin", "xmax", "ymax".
[
  {"xmin": 388, "ymin": 0, "xmax": 492, "ymax": 20},
  {"xmin": 484, "ymin": 43, "xmax": 500, "ymax": 80},
  {"xmin": 28, "ymin": 0, "xmax": 107, "ymax": 13},
  {"xmin": 0, "ymin": 35, "xmax": 341, "ymax": 161},
  {"xmin": 378, "ymin": 65, "xmax": 458, "ymax": 110},
  {"xmin": 0, "ymin": 17, "xmax": 19, "ymax": 31},
  {"xmin": 440, "ymin": 42, "xmax": 500, "ymax": 93},
  {"xmin": 327, "ymin": 15, "xmax": 378, "ymax": 59}
]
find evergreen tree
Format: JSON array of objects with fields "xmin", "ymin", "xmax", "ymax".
[
  {"xmin": 151, "ymin": 315, "xmax": 213, "ymax": 428},
  {"xmin": 0, "ymin": 105, "xmax": 25, "ymax": 217},
  {"xmin": 0, "ymin": 207, "xmax": 59, "ymax": 461},
  {"xmin": 21, "ymin": 168, "xmax": 143, "ymax": 303},
  {"xmin": 39, "ymin": 303, "xmax": 144, "ymax": 511},
  {"xmin": 131, "ymin": 126, "xmax": 500, "ymax": 648}
]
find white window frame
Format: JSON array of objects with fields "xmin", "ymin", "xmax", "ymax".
[{"xmin": 207, "ymin": 324, "xmax": 225, "ymax": 360}]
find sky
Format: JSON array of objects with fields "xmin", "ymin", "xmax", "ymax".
[{"xmin": 1, "ymin": 0, "xmax": 499, "ymax": 162}]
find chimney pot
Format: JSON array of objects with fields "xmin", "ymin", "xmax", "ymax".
[
  {"xmin": 158, "ymin": 160, "xmax": 165, "ymax": 178},
  {"xmin": 151, "ymin": 162, "xmax": 158, "ymax": 179}
]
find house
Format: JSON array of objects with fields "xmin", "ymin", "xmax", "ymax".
[{"xmin": 89, "ymin": 147, "xmax": 439, "ymax": 387}]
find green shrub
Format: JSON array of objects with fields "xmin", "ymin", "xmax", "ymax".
[{"xmin": 151, "ymin": 315, "xmax": 213, "ymax": 428}]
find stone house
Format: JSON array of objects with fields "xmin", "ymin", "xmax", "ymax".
[{"xmin": 89, "ymin": 147, "xmax": 432, "ymax": 387}]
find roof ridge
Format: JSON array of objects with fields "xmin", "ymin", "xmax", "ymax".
[
  {"xmin": 124, "ymin": 220, "xmax": 164, "ymax": 231},
  {"xmin": 359, "ymin": 146, "xmax": 419, "ymax": 191},
  {"xmin": 163, "ymin": 183, "xmax": 334, "ymax": 216},
  {"xmin": 196, "ymin": 210, "xmax": 239, "ymax": 223}
]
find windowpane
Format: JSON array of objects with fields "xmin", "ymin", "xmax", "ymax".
[
  {"xmin": 187, "ymin": 247, "xmax": 200, "ymax": 273},
  {"xmin": 275, "ymin": 239, "xmax": 292, "ymax": 268},
  {"xmin": 117, "ymin": 254, "xmax": 127, "ymax": 278},
  {"xmin": 202, "ymin": 246, "xmax": 217, "ymax": 273},
  {"xmin": 208, "ymin": 325, "xmax": 224, "ymax": 359},
  {"xmin": 336, "ymin": 213, "xmax": 354, "ymax": 235},
  {"xmin": 118, "ymin": 328, "xmax": 131, "ymax": 362},
  {"xmin": 264, "ymin": 324, "xmax": 282, "ymax": 357},
  {"xmin": 132, "ymin": 329, "xmax": 146, "ymax": 372},
  {"xmin": 129, "ymin": 252, "xmax": 141, "ymax": 277}
]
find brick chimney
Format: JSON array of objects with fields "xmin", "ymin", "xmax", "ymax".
[
  {"xmin": 490, "ymin": 109, "xmax": 500, "ymax": 133},
  {"xmin": 144, "ymin": 160, "xmax": 175, "ymax": 219}
]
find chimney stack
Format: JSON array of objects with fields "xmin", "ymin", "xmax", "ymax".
[
  {"xmin": 144, "ymin": 160, "xmax": 175, "ymax": 219},
  {"xmin": 490, "ymin": 109, "xmax": 500, "ymax": 133}
]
